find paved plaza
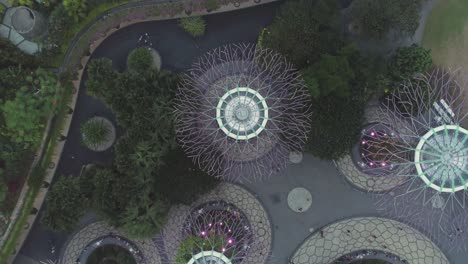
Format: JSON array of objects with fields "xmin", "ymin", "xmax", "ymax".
[{"xmin": 291, "ymin": 217, "xmax": 449, "ymax": 264}]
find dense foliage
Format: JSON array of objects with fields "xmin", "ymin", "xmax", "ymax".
[
  {"xmin": 0, "ymin": 39, "xmax": 38, "ymax": 68},
  {"xmin": 1, "ymin": 68, "xmax": 59, "ymax": 149},
  {"xmin": 41, "ymin": 58, "xmax": 218, "ymax": 236},
  {"xmin": 62, "ymin": 0, "xmax": 88, "ymax": 22},
  {"xmin": 303, "ymin": 44, "xmax": 385, "ymax": 159},
  {"xmin": 81, "ymin": 118, "xmax": 111, "ymax": 150},
  {"xmin": 351, "ymin": 0, "xmax": 422, "ymax": 38},
  {"xmin": 389, "ymin": 44, "xmax": 432, "ymax": 83},
  {"xmin": 42, "ymin": 176, "xmax": 88, "ymax": 232},
  {"xmin": 263, "ymin": 0, "xmax": 343, "ymax": 67},
  {"xmin": 175, "ymin": 234, "xmax": 225, "ymax": 264},
  {"xmin": 127, "ymin": 48, "xmax": 155, "ymax": 72},
  {"xmin": 179, "ymin": 16, "xmax": 206, "ymax": 37}
]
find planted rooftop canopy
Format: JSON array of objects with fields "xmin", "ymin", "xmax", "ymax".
[
  {"xmin": 174, "ymin": 43, "xmax": 311, "ymax": 182},
  {"xmin": 368, "ymin": 69, "xmax": 468, "ymax": 250}
]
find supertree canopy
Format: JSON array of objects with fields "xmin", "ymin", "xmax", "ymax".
[
  {"xmin": 367, "ymin": 69, "xmax": 468, "ymax": 250},
  {"xmin": 174, "ymin": 43, "xmax": 311, "ymax": 182},
  {"xmin": 163, "ymin": 201, "xmax": 261, "ymax": 264}
]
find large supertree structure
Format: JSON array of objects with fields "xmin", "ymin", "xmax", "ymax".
[
  {"xmin": 363, "ymin": 69, "xmax": 468, "ymax": 250},
  {"xmin": 174, "ymin": 43, "xmax": 311, "ymax": 182}
]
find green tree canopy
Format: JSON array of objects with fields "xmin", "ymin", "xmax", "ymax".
[
  {"xmin": 302, "ymin": 53, "xmax": 354, "ymax": 98},
  {"xmin": 42, "ymin": 176, "xmax": 88, "ymax": 232},
  {"xmin": 1, "ymin": 69, "xmax": 59, "ymax": 149},
  {"xmin": 127, "ymin": 48, "xmax": 155, "ymax": 73},
  {"xmin": 389, "ymin": 44, "xmax": 432, "ymax": 81},
  {"xmin": 179, "ymin": 16, "xmax": 206, "ymax": 37},
  {"xmin": 351, "ymin": 0, "xmax": 422, "ymax": 39},
  {"xmin": 0, "ymin": 39, "xmax": 38, "ymax": 68},
  {"xmin": 263, "ymin": 0, "xmax": 343, "ymax": 67}
]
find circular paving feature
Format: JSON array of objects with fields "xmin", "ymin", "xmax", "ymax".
[
  {"xmin": 162, "ymin": 183, "xmax": 272, "ymax": 264},
  {"xmin": 289, "ymin": 151, "xmax": 304, "ymax": 164},
  {"xmin": 291, "ymin": 217, "xmax": 449, "ymax": 264},
  {"xmin": 415, "ymin": 125, "xmax": 468, "ymax": 193},
  {"xmin": 287, "ymin": 187, "xmax": 312, "ymax": 213},
  {"xmin": 59, "ymin": 221, "xmax": 161, "ymax": 264}
]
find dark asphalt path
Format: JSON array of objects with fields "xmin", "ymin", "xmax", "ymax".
[{"xmin": 15, "ymin": 3, "xmax": 282, "ymax": 263}]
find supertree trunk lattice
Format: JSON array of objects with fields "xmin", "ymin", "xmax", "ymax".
[
  {"xmin": 366, "ymin": 68, "xmax": 468, "ymax": 251},
  {"xmin": 174, "ymin": 43, "xmax": 311, "ymax": 182}
]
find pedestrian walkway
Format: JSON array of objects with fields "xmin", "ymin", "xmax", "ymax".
[{"xmin": 0, "ymin": 6, "xmax": 40, "ymax": 54}]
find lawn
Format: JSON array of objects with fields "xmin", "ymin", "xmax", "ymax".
[{"xmin": 422, "ymin": 0, "xmax": 468, "ymax": 75}]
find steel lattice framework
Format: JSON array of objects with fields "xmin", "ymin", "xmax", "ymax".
[
  {"xmin": 160, "ymin": 200, "xmax": 270, "ymax": 264},
  {"xmin": 174, "ymin": 43, "xmax": 311, "ymax": 182},
  {"xmin": 365, "ymin": 69, "xmax": 468, "ymax": 251}
]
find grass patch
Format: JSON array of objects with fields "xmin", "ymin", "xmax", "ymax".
[{"xmin": 422, "ymin": 0, "xmax": 468, "ymax": 71}]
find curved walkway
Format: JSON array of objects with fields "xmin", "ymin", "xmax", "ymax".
[
  {"xmin": 59, "ymin": 221, "xmax": 161, "ymax": 264},
  {"xmin": 291, "ymin": 217, "xmax": 449, "ymax": 264},
  {"xmin": 162, "ymin": 183, "xmax": 272, "ymax": 264}
]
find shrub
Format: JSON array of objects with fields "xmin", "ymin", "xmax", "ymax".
[
  {"xmin": 302, "ymin": 53, "xmax": 354, "ymax": 98},
  {"xmin": 263, "ymin": 0, "xmax": 343, "ymax": 67},
  {"xmin": 0, "ymin": 39, "xmax": 38, "ymax": 68},
  {"xmin": 127, "ymin": 48, "xmax": 154, "ymax": 72},
  {"xmin": 80, "ymin": 118, "xmax": 111, "ymax": 150},
  {"xmin": 118, "ymin": 197, "xmax": 169, "ymax": 239},
  {"xmin": 351, "ymin": 0, "xmax": 422, "ymax": 39},
  {"xmin": 90, "ymin": 167, "xmax": 134, "ymax": 224},
  {"xmin": 179, "ymin": 16, "xmax": 206, "ymax": 37},
  {"xmin": 1, "ymin": 69, "xmax": 59, "ymax": 149},
  {"xmin": 42, "ymin": 176, "xmax": 87, "ymax": 232},
  {"xmin": 62, "ymin": 0, "xmax": 87, "ymax": 22},
  {"xmin": 389, "ymin": 44, "xmax": 432, "ymax": 82},
  {"xmin": 204, "ymin": 0, "xmax": 219, "ymax": 11}
]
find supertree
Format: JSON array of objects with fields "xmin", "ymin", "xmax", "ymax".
[
  {"xmin": 363, "ymin": 68, "xmax": 468, "ymax": 251},
  {"xmin": 159, "ymin": 200, "xmax": 271, "ymax": 264},
  {"xmin": 174, "ymin": 43, "xmax": 311, "ymax": 182}
]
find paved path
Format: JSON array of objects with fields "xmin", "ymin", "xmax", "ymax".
[
  {"xmin": 291, "ymin": 217, "xmax": 448, "ymax": 264},
  {"xmin": 0, "ymin": 6, "xmax": 40, "ymax": 54}
]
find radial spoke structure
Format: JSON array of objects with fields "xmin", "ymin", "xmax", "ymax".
[
  {"xmin": 174, "ymin": 43, "xmax": 311, "ymax": 182},
  {"xmin": 363, "ymin": 69, "xmax": 468, "ymax": 251}
]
